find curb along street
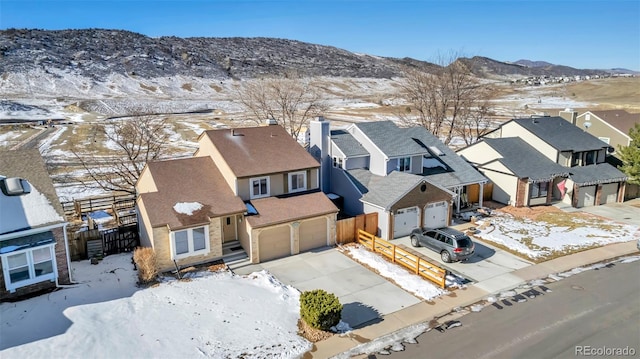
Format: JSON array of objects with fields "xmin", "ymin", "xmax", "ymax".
[{"xmin": 306, "ymin": 240, "xmax": 639, "ymax": 359}]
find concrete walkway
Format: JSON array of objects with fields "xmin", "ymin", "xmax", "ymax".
[{"xmin": 306, "ymin": 240, "xmax": 639, "ymax": 358}]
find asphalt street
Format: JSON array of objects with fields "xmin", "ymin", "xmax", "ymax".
[{"xmin": 383, "ymin": 259, "xmax": 640, "ymax": 359}]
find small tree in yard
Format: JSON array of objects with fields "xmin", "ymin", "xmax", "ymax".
[
  {"xmin": 300, "ymin": 289, "xmax": 342, "ymax": 331},
  {"xmin": 133, "ymin": 247, "xmax": 158, "ymax": 284},
  {"xmin": 618, "ymin": 123, "xmax": 640, "ymax": 185},
  {"xmin": 72, "ymin": 115, "xmax": 169, "ymax": 194}
]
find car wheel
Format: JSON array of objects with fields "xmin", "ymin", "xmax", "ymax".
[
  {"xmin": 441, "ymin": 251, "xmax": 451, "ymax": 263},
  {"xmin": 411, "ymin": 236, "xmax": 420, "ymax": 247}
]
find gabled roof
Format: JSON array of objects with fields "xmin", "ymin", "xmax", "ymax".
[
  {"xmin": 330, "ymin": 129, "xmax": 369, "ymax": 157},
  {"xmin": 586, "ymin": 110, "xmax": 639, "ymax": 137},
  {"xmin": 354, "ymin": 121, "xmax": 427, "ymax": 157},
  {"xmin": 246, "ymin": 192, "xmax": 338, "ymax": 228},
  {"xmin": 201, "ymin": 125, "xmax": 320, "ymax": 178},
  {"xmin": 138, "ymin": 156, "xmax": 246, "ymax": 229},
  {"xmin": 482, "ymin": 138, "xmax": 569, "ymax": 182},
  {"xmin": 0, "ymin": 149, "xmax": 65, "ymax": 235},
  {"xmin": 348, "ymin": 169, "xmax": 452, "ymax": 210},
  {"xmin": 405, "ymin": 126, "xmax": 488, "ymax": 187},
  {"xmin": 513, "ymin": 116, "xmax": 611, "ymax": 152},
  {"xmin": 569, "ymin": 163, "xmax": 628, "ymax": 186}
]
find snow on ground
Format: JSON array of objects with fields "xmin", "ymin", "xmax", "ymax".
[
  {"xmin": 0, "ymin": 254, "xmax": 311, "ymax": 359},
  {"xmin": 474, "ymin": 213, "xmax": 639, "ymax": 260},
  {"xmin": 342, "ymin": 245, "xmax": 451, "ymax": 301}
]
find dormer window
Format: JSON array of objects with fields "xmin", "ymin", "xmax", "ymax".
[
  {"xmin": 250, "ymin": 177, "xmax": 270, "ymax": 199},
  {"xmin": 288, "ymin": 171, "xmax": 307, "ymax": 193},
  {"xmin": 398, "ymin": 157, "xmax": 411, "ymax": 172}
]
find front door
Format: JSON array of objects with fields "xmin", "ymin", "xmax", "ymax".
[{"xmin": 222, "ymin": 215, "xmax": 237, "ymax": 243}]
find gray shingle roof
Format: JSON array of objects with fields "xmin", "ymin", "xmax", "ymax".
[
  {"xmin": 348, "ymin": 169, "xmax": 429, "ymax": 210},
  {"xmin": 405, "ymin": 126, "xmax": 488, "ymax": 187},
  {"xmin": 513, "ymin": 116, "xmax": 612, "ymax": 152},
  {"xmin": 483, "ymin": 138, "xmax": 569, "ymax": 182},
  {"xmin": 354, "ymin": 121, "xmax": 427, "ymax": 157},
  {"xmin": 0, "ymin": 149, "xmax": 64, "ymax": 218},
  {"xmin": 569, "ymin": 163, "xmax": 628, "ymax": 186},
  {"xmin": 330, "ymin": 129, "xmax": 369, "ymax": 157}
]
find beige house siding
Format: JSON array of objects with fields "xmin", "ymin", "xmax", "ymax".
[
  {"xmin": 486, "ymin": 170, "xmax": 518, "ymax": 205},
  {"xmin": 136, "ymin": 198, "xmax": 153, "ymax": 248},
  {"xmin": 153, "ymin": 219, "xmax": 224, "ymax": 272},
  {"xmin": 136, "ymin": 168, "xmax": 157, "ymax": 194},
  {"xmin": 237, "ymin": 169, "xmax": 320, "ymax": 201},
  {"xmin": 576, "ymin": 114, "xmax": 630, "ymax": 152},
  {"xmin": 195, "ymin": 135, "xmax": 238, "ymax": 195},
  {"xmin": 238, "ymin": 218, "xmax": 253, "ymax": 260},
  {"xmin": 502, "ymin": 122, "xmax": 559, "ymax": 162},
  {"xmin": 458, "ymin": 141, "xmax": 502, "ymax": 166}
]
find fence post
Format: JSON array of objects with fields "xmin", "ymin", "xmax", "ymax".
[
  {"xmin": 416, "ymin": 257, "xmax": 420, "ymax": 275},
  {"xmin": 371, "ymin": 235, "xmax": 376, "ymax": 253},
  {"xmin": 392, "ymin": 245, "xmax": 396, "ymax": 263}
]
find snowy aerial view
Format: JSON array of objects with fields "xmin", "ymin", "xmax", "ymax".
[{"xmin": 2, "ymin": 1, "xmax": 639, "ymax": 359}]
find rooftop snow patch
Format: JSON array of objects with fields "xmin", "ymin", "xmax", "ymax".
[
  {"xmin": 173, "ymin": 202, "xmax": 203, "ymax": 216},
  {"xmin": 0, "ymin": 177, "xmax": 64, "ymax": 234}
]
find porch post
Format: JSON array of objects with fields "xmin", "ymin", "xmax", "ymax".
[
  {"xmin": 479, "ymin": 183, "xmax": 484, "ymax": 208},
  {"xmin": 455, "ymin": 186, "xmax": 461, "ymax": 214}
]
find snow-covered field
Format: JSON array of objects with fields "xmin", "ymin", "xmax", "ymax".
[{"xmin": 475, "ymin": 212, "xmax": 640, "ymax": 260}]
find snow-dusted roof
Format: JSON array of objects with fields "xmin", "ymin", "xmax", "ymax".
[
  {"xmin": 0, "ymin": 177, "xmax": 64, "ymax": 234},
  {"xmin": 0, "ymin": 149, "xmax": 66, "ymax": 235}
]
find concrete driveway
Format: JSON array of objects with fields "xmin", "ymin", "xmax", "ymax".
[
  {"xmin": 228, "ymin": 247, "xmax": 421, "ymax": 328},
  {"xmin": 393, "ymin": 234, "xmax": 533, "ymax": 292},
  {"xmin": 574, "ymin": 198, "xmax": 640, "ymax": 226}
]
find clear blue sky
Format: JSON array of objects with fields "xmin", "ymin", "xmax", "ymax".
[{"xmin": 1, "ymin": 0, "xmax": 639, "ymax": 70}]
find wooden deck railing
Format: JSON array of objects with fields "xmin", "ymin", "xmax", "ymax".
[{"xmin": 357, "ymin": 229, "xmax": 447, "ymax": 288}]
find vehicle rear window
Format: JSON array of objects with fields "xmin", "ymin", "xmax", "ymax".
[{"xmin": 456, "ymin": 237, "xmax": 472, "ymax": 247}]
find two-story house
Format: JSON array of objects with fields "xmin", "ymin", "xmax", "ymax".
[
  {"xmin": 308, "ymin": 118, "xmax": 488, "ymax": 240},
  {"xmin": 560, "ymin": 109, "xmax": 639, "ymax": 154},
  {"xmin": 0, "ymin": 149, "xmax": 72, "ymax": 301},
  {"xmin": 136, "ymin": 123, "xmax": 338, "ymax": 272},
  {"xmin": 459, "ymin": 116, "xmax": 627, "ymax": 208}
]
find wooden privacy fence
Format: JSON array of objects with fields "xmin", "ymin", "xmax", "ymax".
[
  {"xmin": 61, "ymin": 193, "xmax": 136, "ymax": 219},
  {"xmin": 69, "ymin": 224, "xmax": 140, "ymax": 260},
  {"xmin": 336, "ymin": 212, "xmax": 378, "ymax": 244},
  {"xmin": 357, "ymin": 229, "xmax": 447, "ymax": 288}
]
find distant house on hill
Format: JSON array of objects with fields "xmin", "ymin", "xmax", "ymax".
[{"xmin": 0, "ymin": 149, "xmax": 72, "ymax": 301}]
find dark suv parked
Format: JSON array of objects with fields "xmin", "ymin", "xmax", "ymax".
[{"xmin": 410, "ymin": 227, "xmax": 475, "ymax": 263}]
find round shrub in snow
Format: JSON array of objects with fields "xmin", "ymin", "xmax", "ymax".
[{"xmin": 300, "ymin": 289, "xmax": 342, "ymax": 331}]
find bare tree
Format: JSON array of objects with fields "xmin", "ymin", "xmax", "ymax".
[
  {"xmin": 398, "ymin": 52, "xmax": 496, "ymax": 145},
  {"xmin": 234, "ymin": 73, "xmax": 329, "ymax": 139},
  {"xmin": 72, "ymin": 115, "xmax": 169, "ymax": 194}
]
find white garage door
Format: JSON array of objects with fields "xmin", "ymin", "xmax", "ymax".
[
  {"xmin": 394, "ymin": 207, "xmax": 419, "ymax": 238},
  {"xmin": 600, "ymin": 183, "xmax": 619, "ymax": 204},
  {"xmin": 424, "ymin": 201, "xmax": 448, "ymax": 229},
  {"xmin": 577, "ymin": 185, "xmax": 596, "ymax": 207},
  {"xmin": 258, "ymin": 225, "xmax": 291, "ymax": 262},
  {"xmin": 299, "ymin": 217, "xmax": 328, "ymax": 252}
]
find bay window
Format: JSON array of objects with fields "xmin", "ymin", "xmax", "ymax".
[{"xmin": 170, "ymin": 226, "xmax": 210, "ymax": 259}]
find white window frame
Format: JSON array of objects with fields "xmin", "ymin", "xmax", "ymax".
[
  {"xmin": 397, "ymin": 157, "xmax": 411, "ymax": 172},
  {"xmin": 170, "ymin": 225, "xmax": 210, "ymax": 260},
  {"xmin": 288, "ymin": 171, "xmax": 307, "ymax": 193},
  {"xmin": 598, "ymin": 137, "xmax": 610, "ymax": 144},
  {"xmin": 250, "ymin": 176, "xmax": 270, "ymax": 199},
  {"xmin": 1, "ymin": 243, "xmax": 57, "ymax": 293}
]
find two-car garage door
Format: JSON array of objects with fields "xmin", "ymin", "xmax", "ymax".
[{"xmin": 257, "ymin": 217, "xmax": 329, "ymax": 262}]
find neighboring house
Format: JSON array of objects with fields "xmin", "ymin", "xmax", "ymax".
[
  {"xmin": 308, "ymin": 118, "xmax": 487, "ymax": 240},
  {"xmin": 458, "ymin": 138, "xmax": 570, "ymax": 207},
  {"xmin": 473, "ymin": 116, "xmax": 627, "ymax": 208},
  {"xmin": 0, "ymin": 149, "xmax": 72, "ymax": 301},
  {"xmin": 560, "ymin": 109, "xmax": 639, "ymax": 153},
  {"xmin": 136, "ymin": 123, "xmax": 338, "ymax": 271}
]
